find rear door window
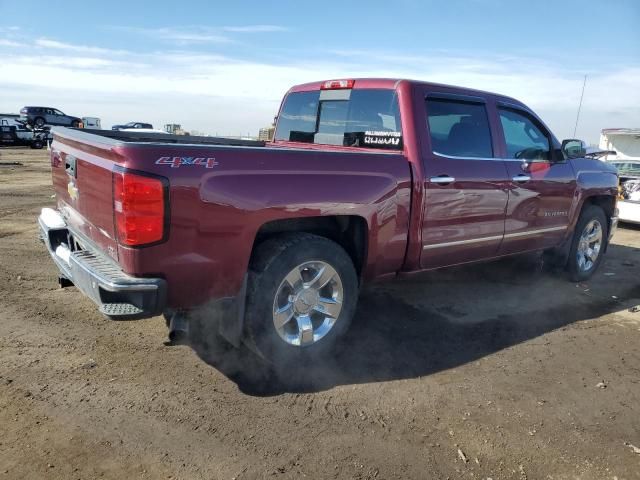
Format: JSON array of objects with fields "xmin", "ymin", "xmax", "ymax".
[
  {"xmin": 426, "ymin": 98, "xmax": 493, "ymax": 158},
  {"xmin": 499, "ymin": 108, "xmax": 550, "ymax": 160},
  {"xmin": 275, "ymin": 89, "xmax": 402, "ymax": 149}
]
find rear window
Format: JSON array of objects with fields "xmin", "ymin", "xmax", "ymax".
[
  {"xmin": 274, "ymin": 89, "xmax": 402, "ymax": 150},
  {"xmin": 426, "ymin": 98, "xmax": 493, "ymax": 158}
]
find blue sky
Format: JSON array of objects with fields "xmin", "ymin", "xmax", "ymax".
[{"xmin": 1, "ymin": 0, "xmax": 638, "ymax": 141}]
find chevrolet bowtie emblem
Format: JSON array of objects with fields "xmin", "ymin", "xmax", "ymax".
[{"xmin": 67, "ymin": 181, "xmax": 79, "ymax": 200}]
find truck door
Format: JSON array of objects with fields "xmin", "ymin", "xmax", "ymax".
[
  {"xmin": 420, "ymin": 92, "xmax": 510, "ymax": 269},
  {"xmin": 496, "ymin": 105, "xmax": 576, "ymax": 254}
]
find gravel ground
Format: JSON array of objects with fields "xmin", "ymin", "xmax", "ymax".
[{"xmin": 1, "ymin": 147, "xmax": 639, "ymax": 480}]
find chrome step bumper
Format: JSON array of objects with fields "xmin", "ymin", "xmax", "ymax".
[{"xmin": 38, "ymin": 207, "xmax": 166, "ymax": 319}]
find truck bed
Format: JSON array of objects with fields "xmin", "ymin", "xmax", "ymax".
[
  {"xmin": 49, "ymin": 126, "xmax": 412, "ymax": 309},
  {"xmin": 76, "ymin": 128, "xmax": 265, "ymax": 147}
]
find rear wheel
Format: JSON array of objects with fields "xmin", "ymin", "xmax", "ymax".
[
  {"xmin": 566, "ymin": 205, "xmax": 608, "ymax": 282},
  {"xmin": 244, "ymin": 233, "xmax": 358, "ymax": 365}
]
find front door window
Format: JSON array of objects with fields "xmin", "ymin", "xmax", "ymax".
[{"xmin": 499, "ymin": 108, "xmax": 550, "ymax": 161}]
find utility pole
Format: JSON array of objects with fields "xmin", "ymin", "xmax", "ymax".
[{"xmin": 573, "ymin": 75, "xmax": 587, "ymax": 138}]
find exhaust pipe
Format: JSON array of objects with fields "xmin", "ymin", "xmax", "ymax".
[
  {"xmin": 168, "ymin": 311, "xmax": 189, "ymax": 344},
  {"xmin": 58, "ymin": 276, "xmax": 74, "ymax": 288}
]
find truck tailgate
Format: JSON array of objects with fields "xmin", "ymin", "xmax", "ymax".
[{"xmin": 50, "ymin": 131, "xmax": 124, "ymax": 261}]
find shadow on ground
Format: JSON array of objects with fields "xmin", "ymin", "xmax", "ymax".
[{"xmin": 188, "ymin": 242, "xmax": 640, "ymax": 396}]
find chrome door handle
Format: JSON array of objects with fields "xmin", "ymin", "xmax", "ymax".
[
  {"xmin": 430, "ymin": 176, "xmax": 456, "ymax": 185},
  {"xmin": 512, "ymin": 174, "xmax": 531, "ymax": 183}
]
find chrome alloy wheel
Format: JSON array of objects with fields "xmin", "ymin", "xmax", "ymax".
[
  {"xmin": 272, "ymin": 261, "xmax": 344, "ymax": 347},
  {"xmin": 576, "ymin": 219, "xmax": 603, "ymax": 272}
]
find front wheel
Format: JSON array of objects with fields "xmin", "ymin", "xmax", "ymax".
[
  {"xmin": 244, "ymin": 233, "xmax": 358, "ymax": 365},
  {"xmin": 566, "ymin": 205, "xmax": 608, "ymax": 282},
  {"xmin": 34, "ymin": 117, "xmax": 45, "ymax": 127}
]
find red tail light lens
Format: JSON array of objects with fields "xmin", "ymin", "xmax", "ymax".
[{"xmin": 113, "ymin": 170, "xmax": 167, "ymax": 246}]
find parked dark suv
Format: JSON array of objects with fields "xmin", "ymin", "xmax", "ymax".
[
  {"xmin": 111, "ymin": 122, "xmax": 153, "ymax": 131},
  {"xmin": 20, "ymin": 107, "xmax": 82, "ymax": 128}
]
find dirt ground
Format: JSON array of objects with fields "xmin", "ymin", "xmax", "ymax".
[{"xmin": 1, "ymin": 147, "xmax": 639, "ymax": 480}]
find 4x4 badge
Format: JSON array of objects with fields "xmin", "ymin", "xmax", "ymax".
[{"xmin": 155, "ymin": 156, "xmax": 218, "ymax": 169}]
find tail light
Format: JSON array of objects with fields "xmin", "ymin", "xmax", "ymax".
[
  {"xmin": 113, "ymin": 169, "xmax": 168, "ymax": 246},
  {"xmin": 320, "ymin": 79, "xmax": 355, "ymax": 90}
]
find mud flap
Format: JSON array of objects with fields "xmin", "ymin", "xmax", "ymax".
[
  {"xmin": 543, "ymin": 232, "xmax": 573, "ymax": 271},
  {"xmin": 215, "ymin": 275, "xmax": 247, "ymax": 347}
]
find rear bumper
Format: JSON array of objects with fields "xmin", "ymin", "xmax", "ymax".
[{"xmin": 38, "ymin": 207, "xmax": 166, "ymax": 319}]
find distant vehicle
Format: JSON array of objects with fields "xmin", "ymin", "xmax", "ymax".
[
  {"xmin": 111, "ymin": 122, "xmax": 153, "ymax": 131},
  {"xmin": 82, "ymin": 117, "xmax": 101, "ymax": 129},
  {"xmin": 608, "ymin": 159, "xmax": 640, "ymax": 225},
  {"xmin": 1, "ymin": 118, "xmax": 47, "ymax": 148},
  {"xmin": 20, "ymin": 106, "xmax": 82, "ymax": 128},
  {"xmin": 120, "ymin": 128, "xmax": 169, "ymax": 134}
]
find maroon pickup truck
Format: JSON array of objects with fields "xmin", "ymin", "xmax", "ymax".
[{"xmin": 39, "ymin": 78, "xmax": 619, "ymax": 364}]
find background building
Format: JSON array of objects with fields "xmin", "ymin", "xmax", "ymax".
[
  {"xmin": 258, "ymin": 124, "xmax": 275, "ymax": 141},
  {"xmin": 164, "ymin": 123, "xmax": 188, "ymax": 135}
]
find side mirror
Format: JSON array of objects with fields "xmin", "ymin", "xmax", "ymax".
[{"xmin": 561, "ymin": 139, "xmax": 587, "ymax": 159}]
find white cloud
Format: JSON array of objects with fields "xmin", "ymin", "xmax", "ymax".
[
  {"xmin": 110, "ymin": 26, "xmax": 232, "ymax": 45},
  {"xmin": 0, "ymin": 39, "xmax": 24, "ymax": 47},
  {"xmin": 34, "ymin": 38, "xmax": 131, "ymax": 55},
  {"xmin": 109, "ymin": 24, "xmax": 289, "ymax": 45},
  {"xmin": 0, "ymin": 39, "xmax": 637, "ymax": 142},
  {"xmin": 222, "ymin": 25, "xmax": 289, "ymax": 33}
]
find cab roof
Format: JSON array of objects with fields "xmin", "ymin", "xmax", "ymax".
[{"xmin": 287, "ymin": 78, "xmax": 525, "ymax": 107}]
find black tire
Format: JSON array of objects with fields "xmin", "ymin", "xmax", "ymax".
[
  {"xmin": 31, "ymin": 140, "xmax": 43, "ymax": 149},
  {"xmin": 244, "ymin": 233, "xmax": 358, "ymax": 365},
  {"xmin": 34, "ymin": 117, "xmax": 45, "ymax": 127},
  {"xmin": 71, "ymin": 120, "xmax": 80, "ymax": 128},
  {"xmin": 566, "ymin": 205, "xmax": 608, "ymax": 282}
]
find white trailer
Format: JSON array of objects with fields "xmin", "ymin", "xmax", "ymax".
[
  {"xmin": 599, "ymin": 128, "xmax": 640, "ymax": 160},
  {"xmin": 82, "ymin": 117, "xmax": 102, "ymax": 129},
  {"xmin": 599, "ymin": 128, "xmax": 640, "ymax": 224}
]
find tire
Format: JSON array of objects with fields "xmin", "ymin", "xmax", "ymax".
[
  {"xmin": 244, "ymin": 233, "xmax": 358, "ymax": 365},
  {"xmin": 31, "ymin": 140, "xmax": 43, "ymax": 149},
  {"xmin": 566, "ymin": 205, "xmax": 608, "ymax": 282},
  {"xmin": 34, "ymin": 117, "xmax": 45, "ymax": 128},
  {"xmin": 71, "ymin": 120, "xmax": 80, "ymax": 128}
]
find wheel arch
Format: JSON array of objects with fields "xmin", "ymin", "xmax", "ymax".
[
  {"xmin": 545, "ymin": 193, "xmax": 616, "ymax": 269},
  {"xmin": 251, "ymin": 215, "xmax": 369, "ymax": 280},
  {"xmin": 580, "ymin": 194, "xmax": 616, "ymax": 243}
]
